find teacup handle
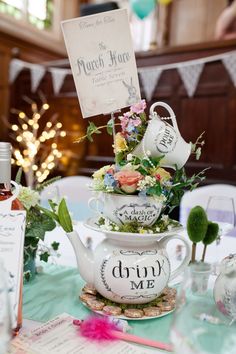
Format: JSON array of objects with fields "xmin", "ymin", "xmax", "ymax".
[
  {"xmin": 158, "ymin": 234, "xmax": 191, "ymax": 282},
  {"xmin": 88, "ymin": 196, "xmax": 104, "ymax": 216},
  {"xmin": 149, "ymin": 101, "xmax": 179, "ymax": 135}
]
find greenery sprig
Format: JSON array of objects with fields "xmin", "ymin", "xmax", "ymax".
[{"xmin": 39, "ymin": 198, "xmax": 73, "ymax": 233}]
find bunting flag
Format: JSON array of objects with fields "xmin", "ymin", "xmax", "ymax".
[
  {"xmin": 177, "ymin": 63, "xmax": 204, "ymax": 97},
  {"xmin": 29, "ymin": 64, "xmax": 46, "ymax": 92},
  {"xmin": 139, "ymin": 68, "xmax": 162, "ymax": 101},
  {"xmin": 49, "ymin": 68, "xmax": 69, "ymax": 94},
  {"xmin": 9, "ymin": 50, "xmax": 236, "ymax": 99},
  {"xmin": 9, "ymin": 59, "xmax": 25, "ymax": 83},
  {"xmin": 222, "ymin": 52, "xmax": 236, "ymax": 87}
]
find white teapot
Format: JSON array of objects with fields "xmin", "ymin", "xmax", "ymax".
[
  {"xmin": 132, "ymin": 102, "xmax": 191, "ymax": 169},
  {"xmin": 67, "ymin": 221, "xmax": 191, "ymax": 304},
  {"xmin": 214, "ymin": 254, "xmax": 236, "ymax": 319}
]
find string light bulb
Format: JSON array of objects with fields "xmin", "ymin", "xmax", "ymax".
[{"xmin": 10, "ymin": 97, "xmax": 67, "ymax": 187}]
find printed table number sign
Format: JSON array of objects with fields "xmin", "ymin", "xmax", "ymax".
[
  {"xmin": 0, "ymin": 212, "xmax": 26, "ymax": 329},
  {"xmin": 61, "ymin": 9, "xmax": 141, "ymax": 118}
]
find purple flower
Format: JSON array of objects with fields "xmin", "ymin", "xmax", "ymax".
[{"xmin": 130, "ymin": 100, "xmax": 147, "ymax": 114}]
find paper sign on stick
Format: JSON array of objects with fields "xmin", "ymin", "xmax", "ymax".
[
  {"xmin": 0, "ymin": 212, "xmax": 26, "ymax": 329},
  {"xmin": 61, "ymin": 9, "xmax": 141, "ymax": 118}
]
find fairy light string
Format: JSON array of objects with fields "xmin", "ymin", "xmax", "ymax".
[{"xmin": 10, "ymin": 95, "xmax": 67, "ymax": 187}]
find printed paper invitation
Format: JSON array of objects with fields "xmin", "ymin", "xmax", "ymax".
[
  {"xmin": 61, "ymin": 9, "xmax": 141, "ymax": 118},
  {"xmin": 0, "ymin": 212, "xmax": 26, "ymax": 328}
]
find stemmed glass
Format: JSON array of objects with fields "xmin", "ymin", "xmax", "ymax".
[
  {"xmin": 206, "ymin": 196, "xmax": 235, "ymax": 242},
  {"xmin": 170, "ymin": 263, "xmax": 236, "ymax": 354},
  {"xmin": 0, "ymin": 261, "xmax": 11, "ymax": 354}
]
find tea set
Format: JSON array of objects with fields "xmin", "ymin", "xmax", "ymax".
[{"xmin": 66, "ymin": 101, "xmax": 194, "ymax": 307}]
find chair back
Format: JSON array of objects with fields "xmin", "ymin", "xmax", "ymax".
[{"xmin": 40, "ymin": 175, "xmax": 93, "ymax": 203}]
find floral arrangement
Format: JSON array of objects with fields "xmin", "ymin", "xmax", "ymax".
[
  {"xmin": 97, "ymin": 214, "xmax": 181, "ymax": 234},
  {"xmin": 77, "ymin": 100, "xmax": 206, "ymax": 230},
  {"xmin": 77, "ymin": 100, "xmax": 203, "ymax": 164},
  {"xmin": 16, "ymin": 171, "xmax": 60, "ymax": 280}
]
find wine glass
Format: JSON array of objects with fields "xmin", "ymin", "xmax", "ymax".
[
  {"xmin": 0, "ymin": 261, "xmax": 11, "ymax": 354},
  {"xmin": 170, "ymin": 263, "xmax": 236, "ymax": 354},
  {"xmin": 206, "ymin": 196, "xmax": 235, "ymax": 241}
]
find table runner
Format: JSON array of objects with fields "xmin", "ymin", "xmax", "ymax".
[{"xmin": 23, "ymin": 264, "xmax": 173, "ymax": 343}]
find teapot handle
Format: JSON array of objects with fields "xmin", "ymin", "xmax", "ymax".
[
  {"xmin": 158, "ymin": 234, "xmax": 191, "ymax": 282},
  {"xmin": 149, "ymin": 101, "xmax": 179, "ymax": 134}
]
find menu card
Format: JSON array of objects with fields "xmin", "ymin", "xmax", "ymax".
[
  {"xmin": 61, "ymin": 9, "xmax": 141, "ymax": 118},
  {"xmin": 9, "ymin": 313, "xmax": 158, "ymax": 354},
  {"xmin": 0, "ymin": 212, "xmax": 26, "ymax": 329}
]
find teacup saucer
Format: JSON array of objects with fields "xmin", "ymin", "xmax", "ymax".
[{"xmin": 83, "ymin": 217, "xmax": 183, "ymax": 241}]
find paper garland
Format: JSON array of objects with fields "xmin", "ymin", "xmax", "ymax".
[
  {"xmin": 49, "ymin": 68, "xmax": 69, "ymax": 94},
  {"xmin": 222, "ymin": 52, "xmax": 236, "ymax": 87},
  {"xmin": 9, "ymin": 50, "xmax": 236, "ymax": 98},
  {"xmin": 177, "ymin": 63, "xmax": 204, "ymax": 97},
  {"xmin": 139, "ymin": 68, "xmax": 162, "ymax": 101}
]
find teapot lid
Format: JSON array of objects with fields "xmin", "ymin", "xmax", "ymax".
[{"xmin": 220, "ymin": 254, "xmax": 236, "ymax": 275}]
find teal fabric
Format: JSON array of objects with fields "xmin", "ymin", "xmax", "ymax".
[{"xmin": 23, "ymin": 264, "xmax": 173, "ymax": 343}]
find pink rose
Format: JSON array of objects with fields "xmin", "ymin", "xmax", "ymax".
[
  {"xmin": 114, "ymin": 170, "xmax": 143, "ymax": 193},
  {"xmin": 130, "ymin": 100, "xmax": 147, "ymax": 114}
]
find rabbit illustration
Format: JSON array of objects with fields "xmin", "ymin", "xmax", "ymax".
[{"xmin": 122, "ymin": 77, "xmax": 139, "ymax": 105}]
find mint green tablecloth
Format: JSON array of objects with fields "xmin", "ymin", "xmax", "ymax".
[{"xmin": 23, "ymin": 264, "xmax": 173, "ymax": 343}]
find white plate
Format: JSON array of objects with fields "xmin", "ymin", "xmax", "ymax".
[
  {"xmin": 81, "ymin": 301, "xmax": 174, "ymax": 321},
  {"xmin": 83, "ymin": 217, "xmax": 183, "ymax": 241}
]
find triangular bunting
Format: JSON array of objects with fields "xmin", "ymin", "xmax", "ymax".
[
  {"xmin": 29, "ymin": 64, "xmax": 46, "ymax": 92},
  {"xmin": 178, "ymin": 63, "xmax": 204, "ymax": 97},
  {"xmin": 9, "ymin": 59, "xmax": 25, "ymax": 83},
  {"xmin": 222, "ymin": 53, "xmax": 236, "ymax": 86},
  {"xmin": 139, "ymin": 68, "xmax": 162, "ymax": 101},
  {"xmin": 49, "ymin": 68, "xmax": 69, "ymax": 94}
]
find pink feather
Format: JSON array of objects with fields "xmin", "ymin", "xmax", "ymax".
[
  {"xmin": 73, "ymin": 316, "xmax": 173, "ymax": 351},
  {"xmin": 77, "ymin": 316, "xmax": 119, "ymax": 341}
]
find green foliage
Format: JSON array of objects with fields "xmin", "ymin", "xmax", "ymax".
[
  {"xmin": 87, "ymin": 121, "xmax": 102, "ymax": 142},
  {"xmin": 98, "ymin": 216, "xmax": 181, "ymax": 234},
  {"xmin": 203, "ymin": 221, "xmax": 219, "ymax": 245},
  {"xmin": 58, "ymin": 198, "xmax": 73, "ymax": 232},
  {"xmin": 24, "ymin": 206, "xmax": 57, "ymax": 265},
  {"xmin": 39, "ymin": 251, "xmax": 50, "ymax": 262},
  {"xmin": 187, "ymin": 206, "xmax": 208, "ymax": 243},
  {"xmin": 40, "ymin": 198, "xmax": 73, "ymax": 233},
  {"xmin": 15, "ymin": 167, "xmax": 23, "ymax": 184},
  {"xmin": 35, "ymin": 176, "xmax": 61, "ymax": 192},
  {"xmin": 106, "ymin": 118, "xmax": 114, "ymax": 135},
  {"xmin": 164, "ymin": 168, "xmax": 207, "ymax": 214},
  {"xmin": 51, "ymin": 241, "xmax": 60, "ymax": 251}
]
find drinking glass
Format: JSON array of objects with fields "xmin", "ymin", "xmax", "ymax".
[
  {"xmin": 206, "ymin": 196, "xmax": 235, "ymax": 241},
  {"xmin": 170, "ymin": 263, "xmax": 236, "ymax": 354},
  {"xmin": 0, "ymin": 261, "xmax": 11, "ymax": 354}
]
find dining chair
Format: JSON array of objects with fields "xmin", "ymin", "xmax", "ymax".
[
  {"xmin": 179, "ymin": 184, "xmax": 236, "ymax": 226},
  {"xmin": 40, "ymin": 175, "xmax": 93, "ymax": 204}
]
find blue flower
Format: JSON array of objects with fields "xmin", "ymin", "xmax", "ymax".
[
  {"xmin": 138, "ymin": 189, "xmax": 147, "ymax": 199},
  {"xmin": 104, "ymin": 173, "xmax": 117, "ymax": 188}
]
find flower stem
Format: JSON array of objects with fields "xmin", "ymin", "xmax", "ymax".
[{"xmin": 75, "ymin": 123, "xmax": 121, "ymax": 143}]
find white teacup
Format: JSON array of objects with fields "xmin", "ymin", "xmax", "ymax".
[
  {"xmin": 132, "ymin": 101, "xmax": 191, "ymax": 170},
  {"xmin": 88, "ymin": 193, "xmax": 164, "ymax": 226}
]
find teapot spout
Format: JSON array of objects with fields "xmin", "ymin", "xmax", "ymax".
[{"xmin": 67, "ymin": 230, "xmax": 94, "ymax": 284}]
